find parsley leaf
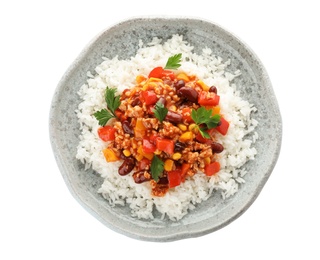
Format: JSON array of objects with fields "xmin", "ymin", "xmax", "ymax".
[
  {"xmin": 105, "ymin": 87, "xmax": 121, "ymax": 116},
  {"xmin": 93, "ymin": 87, "xmax": 121, "ymax": 126},
  {"xmin": 153, "ymin": 101, "xmax": 168, "ymax": 123},
  {"xmin": 93, "ymin": 109, "xmax": 114, "ymax": 126},
  {"xmin": 151, "ymin": 155, "xmax": 164, "ymax": 182},
  {"xmin": 164, "ymin": 53, "xmax": 182, "ymax": 70},
  {"xmin": 191, "ymin": 107, "xmax": 221, "ymax": 138}
]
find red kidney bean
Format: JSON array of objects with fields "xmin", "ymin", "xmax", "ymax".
[
  {"xmin": 210, "ymin": 142, "xmax": 224, "ymax": 153},
  {"xmin": 118, "ymin": 156, "xmax": 135, "ymax": 176},
  {"xmin": 177, "ymin": 87, "xmax": 198, "ymax": 103},
  {"xmin": 157, "ymin": 176, "xmax": 168, "ymax": 185},
  {"xmin": 122, "ymin": 120, "xmax": 134, "ymax": 135},
  {"xmin": 174, "ymin": 141, "xmax": 187, "ymax": 152},
  {"xmin": 174, "ymin": 79, "xmax": 185, "ymax": 90},
  {"xmin": 157, "ymin": 97, "xmax": 167, "ymax": 106},
  {"xmin": 165, "ymin": 110, "xmax": 183, "ymax": 124},
  {"xmin": 131, "ymin": 96, "xmax": 141, "ymax": 106},
  {"xmin": 209, "ymin": 86, "xmax": 217, "ymax": 94},
  {"xmin": 133, "ymin": 170, "xmax": 150, "ymax": 183}
]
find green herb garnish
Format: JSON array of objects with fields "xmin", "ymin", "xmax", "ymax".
[
  {"xmin": 150, "ymin": 155, "xmax": 164, "ymax": 182},
  {"xmin": 191, "ymin": 107, "xmax": 221, "ymax": 138},
  {"xmin": 94, "ymin": 87, "xmax": 120, "ymax": 126},
  {"xmin": 164, "ymin": 53, "xmax": 182, "ymax": 70},
  {"xmin": 153, "ymin": 101, "xmax": 168, "ymax": 123}
]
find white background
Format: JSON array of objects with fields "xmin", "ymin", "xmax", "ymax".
[{"xmin": 1, "ymin": 1, "xmax": 319, "ymax": 259}]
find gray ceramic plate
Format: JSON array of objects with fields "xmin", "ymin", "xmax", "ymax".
[{"xmin": 49, "ymin": 17, "xmax": 281, "ymax": 242}]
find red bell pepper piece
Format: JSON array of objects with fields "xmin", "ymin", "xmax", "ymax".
[
  {"xmin": 216, "ymin": 117, "xmax": 229, "ymax": 135},
  {"xmin": 148, "ymin": 67, "xmax": 175, "ymax": 80},
  {"xmin": 97, "ymin": 126, "xmax": 116, "ymax": 142},
  {"xmin": 198, "ymin": 91, "xmax": 220, "ymax": 106},
  {"xmin": 148, "ymin": 66, "xmax": 164, "ymax": 78},
  {"xmin": 204, "ymin": 161, "xmax": 220, "ymax": 176},
  {"xmin": 141, "ymin": 90, "xmax": 158, "ymax": 105},
  {"xmin": 142, "ymin": 138, "xmax": 157, "ymax": 153},
  {"xmin": 156, "ymin": 138, "xmax": 174, "ymax": 155},
  {"xmin": 167, "ymin": 169, "xmax": 182, "ymax": 188},
  {"xmin": 161, "ymin": 69, "xmax": 175, "ymax": 80}
]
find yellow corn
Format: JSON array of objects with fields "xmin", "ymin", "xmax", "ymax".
[
  {"xmin": 172, "ymin": 153, "xmax": 182, "ymax": 160},
  {"xmin": 169, "ymin": 105, "xmax": 177, "ymax": 111},
  {"xmin": 197, "ymin": 80, "xmax": 210, "ymax": 91},
  {"xmin": 179, "ymin": 131, "xmax": 193, "ymax": 142},
  {"xmin": 178, "ymin": 124, "xmax": 187, "ymax": 131},
  {"xmin": 164, "ymin": 159, "xmax": 174, "ymax": 171},
  {"xmin": 176, "ymin": 73, "xmax": 190, "ymax": 82},
  {"xmin": 188, "ymin": 123, "xmax": 199, "ymax": 134},
  {"xmin": 154, "ymin": 149, "xmax": 162, "ymax": 155},
  {"xmin": 204, "ymin": 157, "xmax": 211, "ymax": 165},
  {"xmin": 123, "ymin": 149, "xmax": 131, "ymax": 157},
  {"xmin": 188, "ymin": 123, "xmax": 197, "ymax": 131}
]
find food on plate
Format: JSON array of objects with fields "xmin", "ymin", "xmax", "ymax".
[{"xmin": 76, "ymin": 35, "xmax": 258, "ymax": 220}]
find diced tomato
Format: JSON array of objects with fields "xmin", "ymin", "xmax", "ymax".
[
  {"xmin": 181, "ymin": 107, "xmax": 193, "ymax": 123},
  {"xmin": 167, "ymin": 169, "xmax": 182, "ymax": 188},
  {"xmin": 142, "ymin": 90, "xmax": 158, "ymax": 105},
  {"xmin": 149, "ymin": 133, "xmax": 159, "ymax": 144},
  {"xmin": 156, "ymin": 138, "xmax": 174, "ymax": 155},
  {"xmin": 142, "ymin": 138, "xmax": 157, "ymax": 154},
  {"xmin": 148, "ymin": 66, "xmax": 164, "ymax": 78},
  {"xmin": 138, "ymin": 158, "xmax": 151, "ymax": 171},
  {"xmin": 161, "ymin": 69, "xmax": 175, "ymax": 80},
  {"xmin": 97, "ymin": 126, "xmax": 116, "ymax": 142},
  {"xmin": 216, "ymin": 117, "xmax": 229, "ymax": 135},
  {"xmin": 204, "ymin": 161, "xmax": 220, "ymax": 176},
  {"xmin": 198, "ymin": 91, "xmax": 220, "ymax": 106},
  {"xmin": 148, "ymin": 66, "xmax": 175, "ymax": 80}
]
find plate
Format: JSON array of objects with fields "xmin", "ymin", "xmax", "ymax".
[{"xmin": 49, "ymin": 16, "xmax": 282, "ymax": 241}]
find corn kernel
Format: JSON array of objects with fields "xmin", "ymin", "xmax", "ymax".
[
  {"xmin": 154, "ymin": 149, "xmax": 162, "ymax": 155},
  {"xmin": 123, "ymin": 150, "xmax": 131, "ymax": 157},
  {"xmin": 204, "ymin": 157, "xmax": 211, "ymax": 165},
  {"xmin": 169, "ymin": 105, "xmax": 177, "ymax": 111},
  {"xmin": 172, "ymin": 153, "xmax": 182, "ymax": 160},
  {"xmin": 189, "ymin": 123, "xmax": 199, "ymax": 133},
  {"xmin": 179, "ymin": 131, "xmax": 193, "ymax": 142},
  {"xmin": 178, "ymin": 124, "xmax": 187, "ymax": 131},
  {"xmin": 164, "ymin": 159, "xmax": 174, "ymax": 171}
]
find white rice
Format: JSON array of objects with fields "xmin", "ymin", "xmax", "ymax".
[{"xmin": 75, "ymin": 35, "xmax": 258, "ymax": 221}]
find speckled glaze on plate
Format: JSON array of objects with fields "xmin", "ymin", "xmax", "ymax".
[{"xmin": 49, "ymin": 17, "xmax": 282, "ymax": 242}]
